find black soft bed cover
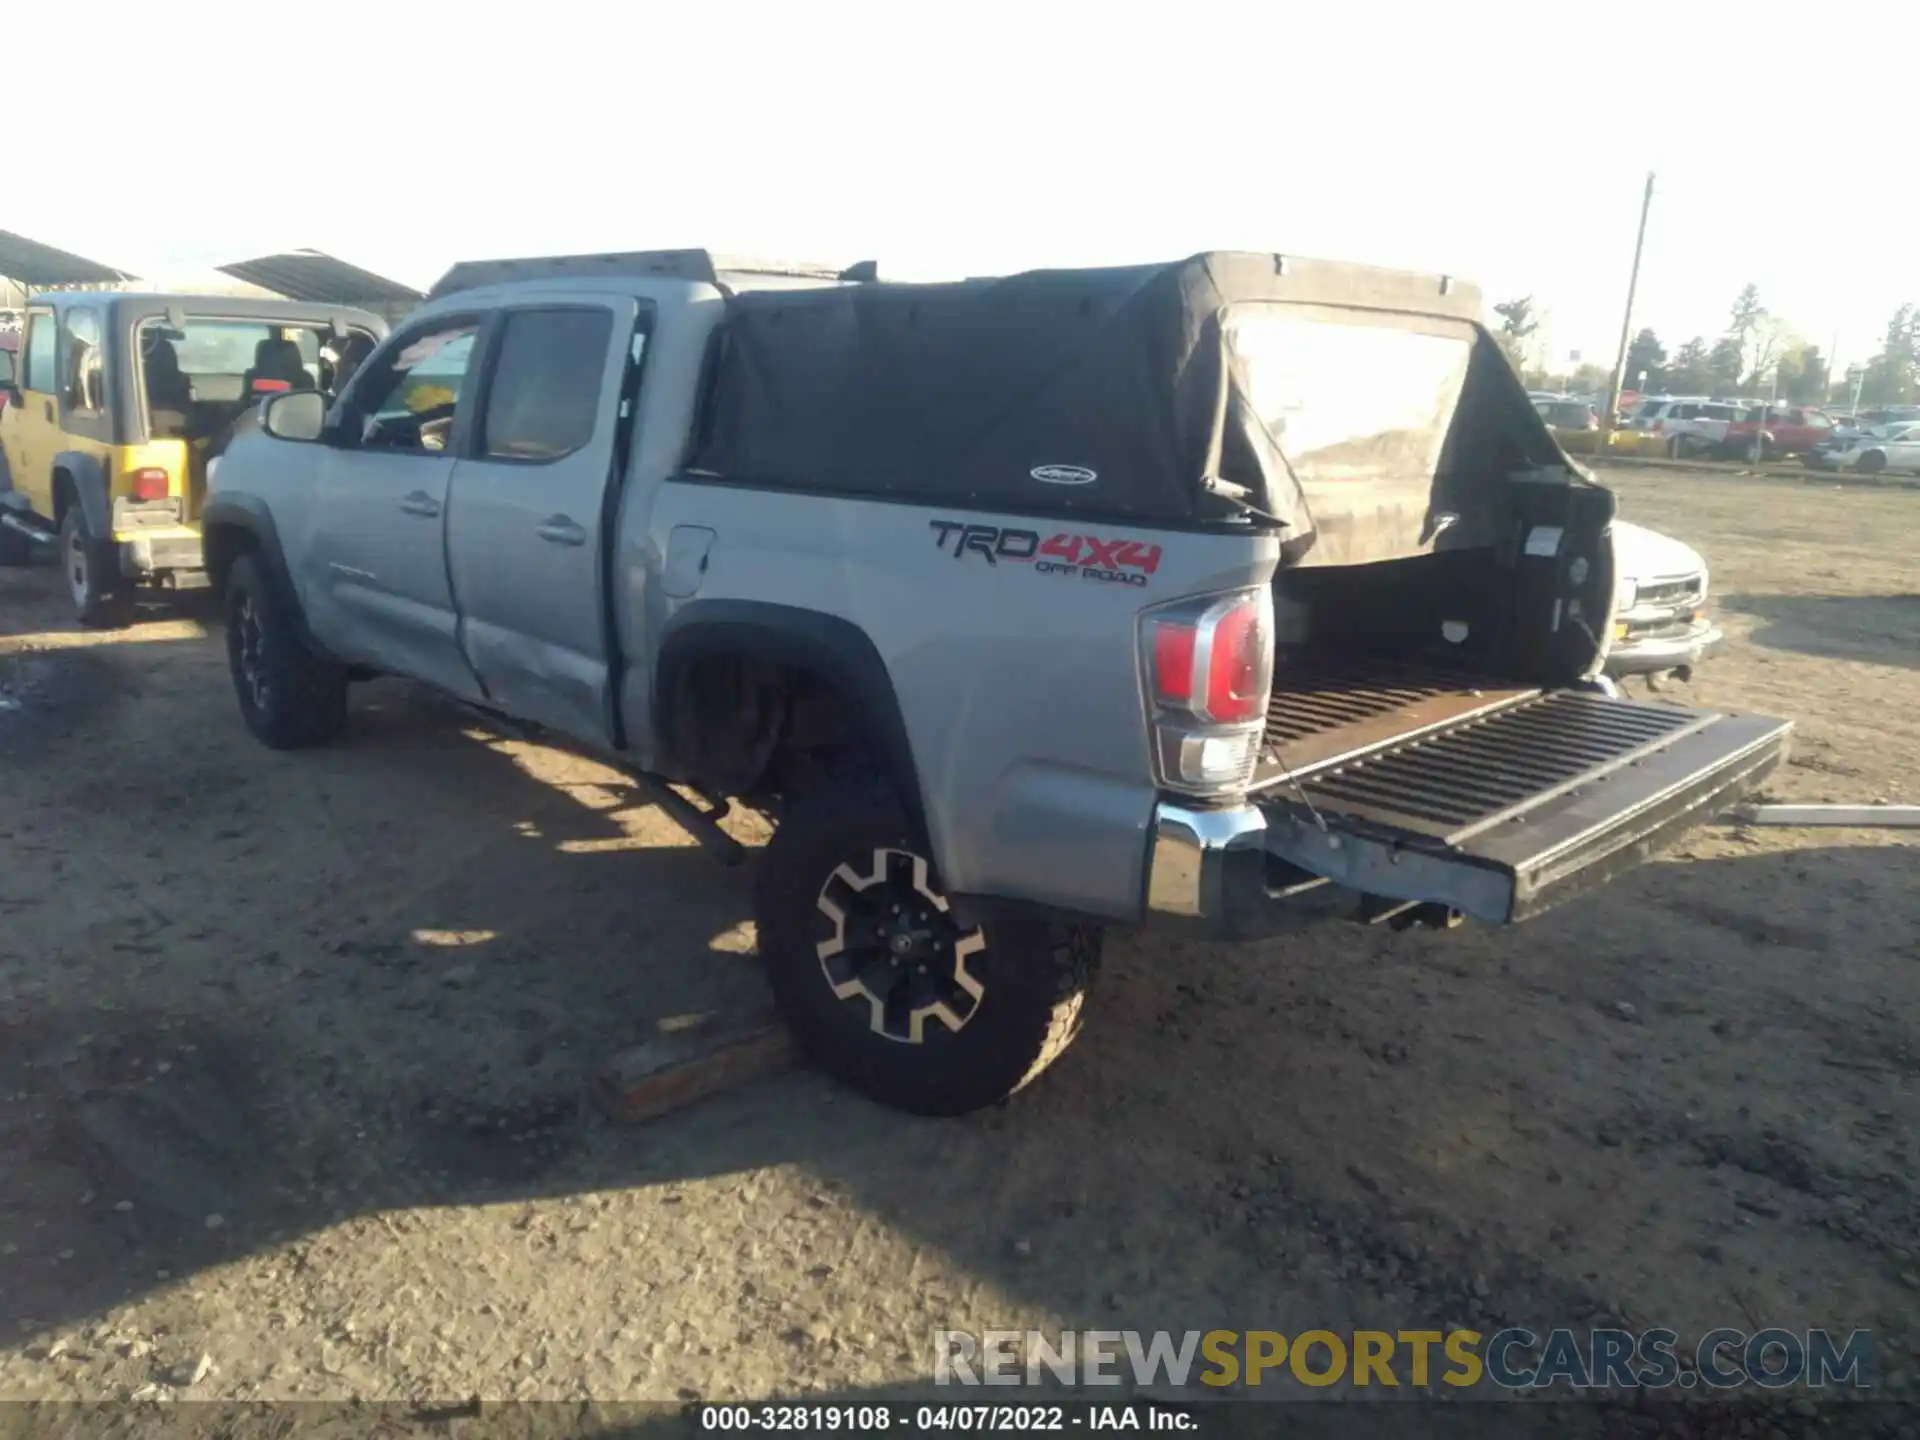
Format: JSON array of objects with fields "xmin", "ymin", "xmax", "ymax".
[{"xmin": 690, "ymin": 252, "xmax": 1570, "ymax": 565}]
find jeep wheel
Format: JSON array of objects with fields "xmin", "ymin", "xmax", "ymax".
[
  {"xmin": 754, "ymin": 777, "xmax": 1100, "ymax": 1116},
  {"xmin": 60, "ymin": 509, "xmax": 135, "ymax": 628},
  {"xmin": 224, "ymin": 552, "xmax": 349, "ymax": 749}
]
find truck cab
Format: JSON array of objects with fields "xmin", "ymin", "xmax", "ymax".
[{"xmin": 0, "ymin": 293, "xmax": 384, "ymax": 624}]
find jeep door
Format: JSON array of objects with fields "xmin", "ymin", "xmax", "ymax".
[
  {"xmin": 0, "ymin": 307, "xmax": 61, "ymax": 516},
  {"xmin": 300, "ymin": 316, "xmax": 484, "ymax": 700},
  {"xmin": 442, "ymin": 297, "xmax": 644, "ymax": 745}
]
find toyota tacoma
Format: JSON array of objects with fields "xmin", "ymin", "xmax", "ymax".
[{"xmin": 202, "ymin": 249, "xmax": 1792, "ymax": 1116}]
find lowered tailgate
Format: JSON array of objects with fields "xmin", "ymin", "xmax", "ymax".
[{"xmin": 1256, "ymin": 687, "xmax": 1791, "ymax": 923}]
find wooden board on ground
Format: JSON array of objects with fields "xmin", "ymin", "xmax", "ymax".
[
  {"xmin": 1735, "ymin": 803, "xmax": 1920, "ymax": 828},
  {"xmin": 594, "ymin": 1010, "xmax": 796, "ymax": 1124}
]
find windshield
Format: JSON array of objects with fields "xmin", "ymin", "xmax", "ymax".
[{"xmin": 1225, "ymin": 308, "xmax": 1473, "ymax": 486}]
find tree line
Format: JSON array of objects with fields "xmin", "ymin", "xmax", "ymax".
[{"xmin": 1493, "ymin": 286, "xmax": 1920, "ymax": 408}]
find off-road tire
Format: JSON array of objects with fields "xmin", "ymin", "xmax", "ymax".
[
  {"xmin": 59, "ymin": 508, "xmax": 135, "ymax": 627},
  {"xmin": 754, "ymin": 774, "xmax": 1100, "ymax": 1116},
  {"xmin": 224, "ymin": 552, "xmax": 349, "ymax": 749}
]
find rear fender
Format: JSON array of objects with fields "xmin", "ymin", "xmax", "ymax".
[
  {"xmin": 653, "ymin": 600, "xmax": 925, "ymax": 835},
  {"xmin": 51, "ymin": 451, "xmax": 111, "ymax": 534}
]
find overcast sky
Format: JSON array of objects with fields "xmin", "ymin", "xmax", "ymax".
[{"xmin": 15, "ymin": 0, "xmax": 1914, "ymax": 372}]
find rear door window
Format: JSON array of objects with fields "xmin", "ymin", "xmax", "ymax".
[{"xmin": 479, "ymin": 309, "xmax": 615, "ymax": 461}]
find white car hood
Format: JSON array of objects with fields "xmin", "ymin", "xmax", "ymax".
[{"xmin": 1612, "ymin": 519, "xmax": 1705, "ymax": 581}]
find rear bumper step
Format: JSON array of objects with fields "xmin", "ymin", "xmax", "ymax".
[{"xmin": 1148, "ymin": 694, "xmax": 1791, "ymax": 935}]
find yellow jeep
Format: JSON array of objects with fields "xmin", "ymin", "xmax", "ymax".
[{"xmin": 0, "ymin": 293, "xmax": 384, "ymax": 625}]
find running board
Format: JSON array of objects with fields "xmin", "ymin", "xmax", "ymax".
[
  {"xmin": 1259, "ymin": 698, "xmax": 1792, "ymax": 924},
  {"xmin": 1, "ymin": 512, "xmax": 58, "ymax": 547}
]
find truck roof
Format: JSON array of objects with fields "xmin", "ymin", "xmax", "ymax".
[
  {"xmin": 425, "ymin": 248, "xmax": 1482, "ymax": 321},
  {"xmin": 425, "ymin": 250, "xmax": 867, "ymax": 302}
]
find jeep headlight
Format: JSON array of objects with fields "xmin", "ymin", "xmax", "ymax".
[{"xmin": 1614, "ymin": 576, "xmax": 1638, "ymax": 614}]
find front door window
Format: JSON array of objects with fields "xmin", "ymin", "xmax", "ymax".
[{"xmin": 355, "ymin": 324, "xmax": 480, "ymax": 453}]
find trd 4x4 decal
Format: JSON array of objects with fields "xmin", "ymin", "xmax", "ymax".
[{"xmin": 929, "ymin": 520, "xmax": 1161, "ymax": 589}]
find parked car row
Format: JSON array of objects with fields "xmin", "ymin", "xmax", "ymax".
[{"xmin": 1622, "ymin": 396, "xmax": 1860, "ymax": 462}]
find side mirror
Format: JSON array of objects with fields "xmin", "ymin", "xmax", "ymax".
[{"xmin": 261, "ymin": 388, "xmax": 327, "ymax": 443}]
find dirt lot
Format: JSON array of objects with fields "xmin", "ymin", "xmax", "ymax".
[{"xmin": 1, "ymin": 467, "xmax": 1916, "ymax": 1431}]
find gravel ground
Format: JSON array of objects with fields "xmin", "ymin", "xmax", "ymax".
[{"xmin": 1, "ymin": 467, "xmax": 1916, "ymax": 1436}]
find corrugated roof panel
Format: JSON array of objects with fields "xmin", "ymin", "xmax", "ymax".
[
  {"xmin": 0, "ymin": 230, "xmax": 132, "ymax": 286},
  {"xmin": 216, "ymin": 250, "xmax": 423, "ymax": 305}
]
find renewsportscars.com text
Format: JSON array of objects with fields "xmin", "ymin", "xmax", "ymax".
[{"xmin": 934, "ymin": 1327, "xmax": 1874, "ymax": 1392}]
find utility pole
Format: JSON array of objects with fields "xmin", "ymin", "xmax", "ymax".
[{"xmin": 1601, "ymin": 171, "xmax": 1656, "ymax": 448}]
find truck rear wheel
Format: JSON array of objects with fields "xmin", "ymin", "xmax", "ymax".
[
  {"xmin": 754, "ymin": 775, "xmax": 1100, "ymax": 1116},
  {"xmin": 60, "ymin": 509, "xmax": 135, "ymax": 628},
  {"xmin": 224, "ymin": 552, "xmax": 349, "ymax": 749}
]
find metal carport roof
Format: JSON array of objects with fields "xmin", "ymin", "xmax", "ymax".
[
  {"xmin": 216, "ymin": 250, "xmax": 424, "ymax": 307},
  {"xmin": 0, "ymin": 230, "xmax": 132, "ymax": 287}
]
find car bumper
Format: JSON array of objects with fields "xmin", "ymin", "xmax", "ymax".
[
  {"xmin": 116, "ymin": 526, "xmax": 204, "ymax": 577},
  {"xmin": 1604, "ymin": 621, "xmax": 1723, "ymax": 677}
]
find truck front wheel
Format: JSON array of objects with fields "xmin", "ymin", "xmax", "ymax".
[
  {"xmin": 754, "ymin": 775, "xmax": 1100, "ymax": 1116},
  {"xmin": 224, "ymin": 552, "xmax": 349, "ymax": 749}
]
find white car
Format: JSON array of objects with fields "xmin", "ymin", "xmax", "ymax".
[
  {"xmin": 1822, "ymin": 421, "xmax": 1920, "ymax": 474},
  {"xmin": 1630, "ymin": 398, "xmax": 1743, "ymax": 458},
  {"xmin": 1605, "ymin": 520, "xmax": 1721, "ymax": 682}
]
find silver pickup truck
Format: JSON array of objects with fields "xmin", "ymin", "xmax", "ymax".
[{"xmin": 204, "ymin": 249, "xmax": 1791, "ymax": 1116}]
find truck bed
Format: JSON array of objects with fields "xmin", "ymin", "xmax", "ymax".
[{"xmin": 1260, "ymin": 656, "xmax": 1541, "ymax": 781}]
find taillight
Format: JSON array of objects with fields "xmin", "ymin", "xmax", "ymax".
[
  {"xmin": 130, "ymin": 467, "xmax": 170, "ymax": 501},
  {"xmin": 1151, "ymin": 625, "xmax": 1196, "ymax": 705},
  {"xmin": 1204, "ymin": 599, "xmax": 1267, "ymax": 722},
  {"xmin": 1140, "ymin": 588, "xmax": 1274, "ymax": 795}
]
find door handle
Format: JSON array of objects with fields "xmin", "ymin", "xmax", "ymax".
[
  {"xmin": 535, "ymin": 515, "xmax": 587, "ymax": 546},
  {"xmin": 398, "ymin": 490, "xmax": 441, "ymax": 517},
  {"xmin": 44, "ymin": 401, "xmax": 54, "ymax": 422}
]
